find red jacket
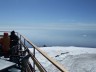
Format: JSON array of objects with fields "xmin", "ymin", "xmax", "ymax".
[{"xmin": 0, "ymin": 33, "xmax": 10, "ymax": 52}]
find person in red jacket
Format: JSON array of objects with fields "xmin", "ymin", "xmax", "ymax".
[{"xmin": 0, "ymin": 33, "xmax": 10, "ymax": 57}]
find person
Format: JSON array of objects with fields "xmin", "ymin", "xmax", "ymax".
[
  {"xmin": 10, "ymin": 31, "xmax": 19, "ymax": 48},
  {"xmin": 9, "ymin": 31, "xmax": 19, "ymax": 62},
  {"xmin": 0, "ymin": 32, "xmax": 10, "ymax": 57}
]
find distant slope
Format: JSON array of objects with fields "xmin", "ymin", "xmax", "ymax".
[{"xmin": 29, "ymin": 46, "xmax": 96, "ymax": 72}]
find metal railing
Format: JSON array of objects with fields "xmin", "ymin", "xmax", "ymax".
[{"xmin": 0, "ymin": 31, "xmax": 68, "ymax": 72}]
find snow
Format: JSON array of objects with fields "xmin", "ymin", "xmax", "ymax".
[{"xmin": 29, "ymin": 46, "xmax": 96, "ymax": 72}]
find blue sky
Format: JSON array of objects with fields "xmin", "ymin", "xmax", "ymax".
[
  {"xmin": 0, "ymin": 0, "xmax": 96, "ymax": 30},
  {"xmin": 0, "ymin": 0, "xmax": 96, "ymax": 47}
]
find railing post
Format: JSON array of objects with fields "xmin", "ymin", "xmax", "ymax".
[
  {"xmin": 16, "ymin": 32, "xmax": 18, "ymax": 36},
  {"xmin": 33, "ymin": 48, "xmax": 35, "ymax": 71},
  {"xmin": 23, "ymin": 39, "xmax": 26, "ymax": 52},
  {"xmin": 20, "ymin": 35, "xmax": 22, "ymax": 50}
]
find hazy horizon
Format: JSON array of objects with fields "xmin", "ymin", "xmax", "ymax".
[{"xmin": 14, "ymin": 29, "xmax": 96, "ymax": 48}]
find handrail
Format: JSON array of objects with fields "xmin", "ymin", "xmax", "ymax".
[
  {"xmin": 0, "ymin": 31, "xmax": 11, "ymax": 32},
  {"xmin": 19, "ymin": 37, "xmax": 47, "ymax": 72},
  {"xmin": 18, "ymin": 32, "xmax": 68, "ymax": 72}
]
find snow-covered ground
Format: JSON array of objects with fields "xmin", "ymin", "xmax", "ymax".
[{"xmin": 29, "ymin": 46, "xmax": 96, "ymax": 72}]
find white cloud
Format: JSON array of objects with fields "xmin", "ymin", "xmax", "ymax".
[{"xmin": 0, "ymin": 23, "xmax": 96, "ymax": 30}]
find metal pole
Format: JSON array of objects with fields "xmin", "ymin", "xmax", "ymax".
[
  {"xmin": 24, "ymin": 39, "xmax": 26, "ymax": 50},
  {"xmin": 16, "ymin": 32, "xmax": 18, "ymax": 36},
  {"xmin": 20, "ymin": 35, "xmax": 22, "ymax": 50},
  {"xmin": 33, "ymin": 48, "xmax": 35, "ymax": 71}
]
